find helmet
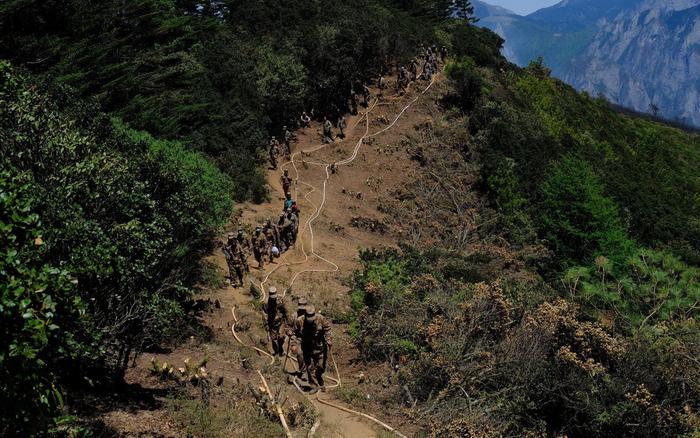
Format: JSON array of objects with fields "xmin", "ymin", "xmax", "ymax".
[
  {"xmin": 255, "ymin": 227, "xmax": 261, "ymax": 233},
  {"xmin": 268, "ymin": 286, "xmax": 278, "ymax": 299},
  {"xmin": 305, "ymin": 305, "xmax": 316, "ymax": 321},
  {"xmin": 298, "ymin": 297, "xmax": 308, "ymax": 307},
  {"xmin": 271, "ymin": 246, "xmax": 280, "ymax": 256}
]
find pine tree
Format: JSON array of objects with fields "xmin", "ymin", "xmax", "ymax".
[{"xmin": 453, "ymin": 0, "xmax": 477, "ymax": 22}]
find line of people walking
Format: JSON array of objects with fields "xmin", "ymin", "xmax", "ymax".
[
  {"xmin": 268, "ymin": 43, "xmax": 446, "ymax": 170},
  {"xmin": 222, "ymin": 184, "xmax": 300, "ymax": 288},
  {"xmin": 396, "ymin": 44, "xmax": 447, "ymax": 95},
  {"xmin": 268, "ymin": 125, "xmax": 294, "ymax": 170},
  {"xmin": 269, "ymin": 112, "xmax": 350, "ymax": 169},
  {"xmin": 264, "ymin": 286, "xmax": 333, "ymax": 393},
  {"xmin": 244, "ymin": 43, "xmax": 446, "ymax": 393}
]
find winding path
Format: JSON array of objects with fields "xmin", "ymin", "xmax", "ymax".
[{"xmin": 231, "ymin": 74, "xmax": 437, "ymax": 437}]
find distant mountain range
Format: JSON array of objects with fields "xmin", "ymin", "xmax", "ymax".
[{"xmin": 473, "ymin": 0, "xmax": 700, "ymax": 126}]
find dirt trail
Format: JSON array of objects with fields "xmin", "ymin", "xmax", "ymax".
[
  {"xmin": 112, "ymin": 74, "xmax": 443, "ymax": 438},
  {"xmin": 233, "ymin": 77, "xmax": 436, "ymax": 436}
]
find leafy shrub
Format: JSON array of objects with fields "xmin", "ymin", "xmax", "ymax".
[
  {"xmin": 538, "ymin": 154, "xmax": 635, "ymax": 266},
  {"xmin": 0, "ymin": 170, "xmax": 87, "ymax": 435},
  {"xmin": 0, "ymin": 62, "xmax": 233, "ymax": 433},
  {"xmin": 473, "ymin": 100, "xmax": 560, "ymax": 194},
  {"xmin": 351, "ymin": 247, "xmax": 699, "ymax": 436},
  {"xmin": 564, "ymin": 249, "xmax": 700, "ymax": 330},
  {"xmin": 486, "ymin": 157, "xmax": 525, "ymax": 213},
  {"xmin": 167, "ymin": 390, "xmax": 286, "ymax": 438},
  {"xmin": 445, "ymin": 57, "xmax": 483, "ymax": 111}
]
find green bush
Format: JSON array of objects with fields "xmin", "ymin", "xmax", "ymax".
[
  {"xmin": 564, "ymin": 249, "xmax": 700, "ymax": 329},
  {"xmin": 349, "ymin": 249, "xmax": 427, "ymax": 360},
  {"xmin": 0, "ymin": 62, "xmax": 233, "ymax": 433},
  {"xmin": 486, "ymin": 157, "xmax": 526, "ymax": 213},
  {"xmin": 445, "ymin": 56, "xmax": 483, "ymax": 111},
  {"xmin": 0, "ymin": 170, "xmax": 87, "ymax": 435},
  {"xmin": 351, "ymin": 248, "xmax": 699, "ymax": 436},
  {"xmin": 538, "ymin": 154, "xmax": 635, "ymax": 266}
]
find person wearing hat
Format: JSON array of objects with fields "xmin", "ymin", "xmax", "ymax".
[
  {"xmin": 252, "ymin": 227, "xmax": 268, "ymax": 269},
  {"xmin": 280, "ymin": 169, "xmax": 293, "ymax": 195},
  {"xmin": 287, "ymin": 297, "xmax": 310, "ymax": 377},
  {"xmin": 262, "ymin": 218, "xmax": 280, "ymax": 262},
  {"xmin": 301, "ymin": 305, "xmax": 332, "ymax": 392},
  {"xmin": 223, "ymin": 233, "xmax": 245, "ymax": 287},
  {"xmin": 286, "ymin": 209, "xmax": 299, "ymax": 246},
  {"xmin": 275, "ymin": 212, "xmax": 289, "ymax": 252},
  {"xmin": 277, "ymin": 212, "xmax": 292, "ymax": 249},
  {"xmin": 322, "ymin": 116, "xmax": 334, "ymax": 144},
  {"xmin": 263, "ymin": 286, "xmax": 288, "ymax": 356},
  {"xmin": 283, "ymin": 126, "xmax": 293, "ymax": 158},
  {"xmin": 337, "ymin": 115, "xmax": 347, "ymax": 139},
  {"xmin": 269, "ymin": 136, "xmax": 280, "ymax": 170},
  {"xmin": 235, "ymin": 228, "xmax": 251, "ymax": 272},
  {"xmin": 349, "ymin": 87, "xmax": 358, "ymax": 116}
]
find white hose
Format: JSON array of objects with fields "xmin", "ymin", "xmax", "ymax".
[{"xmin": 235, "ymin": 77, "xmax": 436, "ymax": 437}]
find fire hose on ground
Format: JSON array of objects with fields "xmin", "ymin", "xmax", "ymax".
[{"xmin": 231, "ymin": 76, "xmax": 436, "ymax": 437}]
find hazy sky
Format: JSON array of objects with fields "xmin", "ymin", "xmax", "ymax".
[{"xmin": 485, "ymin": 0, "xmax": 561, "ymax": 15}]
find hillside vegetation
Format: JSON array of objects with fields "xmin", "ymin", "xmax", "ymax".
[
  {"xmin": 474, "ymin": 0, "xmax": 700, "ymax": 127},
  {"xmin": 347, "ymin": 29, "xmax": 700, "ymax": 437},
  {"xmin": 0, "ymin": 61, "xmax": 233, "ymax": 434},
  {"xmin": 1, "ymin": 0, "xmax": 456, "ymax": 200},
  {"xmin": 1, "ymin": 0, "xmax": 699, "ymax": 436}
]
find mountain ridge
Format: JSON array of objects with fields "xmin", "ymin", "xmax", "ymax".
[
  {"xmin": 474, "ymin": 0, "xmax": 700, "ymax": 125},
  {"xmin": 2, "ymin": 1, "xmax": 700, "ymax": 436}
]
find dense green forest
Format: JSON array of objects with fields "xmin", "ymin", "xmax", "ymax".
[
  {"xmin": 2, "ymin": 0, "xmax": 699, "ymax": 436},
  {"xmin": 1, "ymin": 0, "xmax": 455, "ymax": 201}
]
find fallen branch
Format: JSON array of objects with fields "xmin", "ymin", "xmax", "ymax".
[
  {"xmin": 258, "ymin": 370, "xmax": 293, "ymax": 438},
  {"xmin": 308, "ymin": 419, "xmax": 321, "ymax": 437}
]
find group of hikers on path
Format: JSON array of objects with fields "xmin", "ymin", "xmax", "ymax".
[
  {"xmin": 263, "ymin": 287, "xmax": 333, "ymax": 393},
  {"xmin": 224, "ymin": 228, "xmax": 334, "ymax": 392},
  {"xmin": 268, "ymin": 43, "xmax": 447, "ymax": 169},
  {"xmin": 268, "ymin": 110, "xmax": 347, "ymax": 170},
  {"xmin": 396, "ymin": 44, "xmax": 445, "ymax": 95},
  {"xmin": 222, "ymin": 185, "xmax": 300, "ymax": 288},
  {"xmin": 232, "ymin": 42, "xmax": 446, "ymax": 396}
]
